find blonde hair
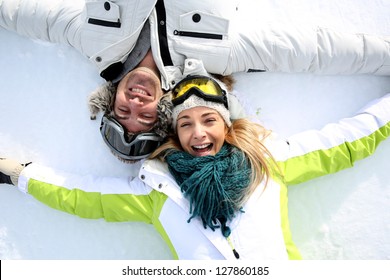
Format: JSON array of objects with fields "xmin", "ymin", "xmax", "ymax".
[{"xmin": 150, "ymin": 118, "xmax": 277, "ymax": 202}]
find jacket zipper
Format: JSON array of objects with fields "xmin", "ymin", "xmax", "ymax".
[
  {"xmin": 174, "ymin": 30, "xmax": 223, "ymax": 40},
  {"xmin": 156, "ymin": 0, "xmax": 174, "ymax": 66},
  {"xmin": 88, "ymin": 18, "xmax": 121, "ymax": 28}
]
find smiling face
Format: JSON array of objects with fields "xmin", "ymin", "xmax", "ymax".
[
  {"xmin": 176, "ymin": 107, "xmax": 227, "ymax": 157},
  {"xmin": 113, "ymin": 66, "xmax": 163, "ymax": 133}
]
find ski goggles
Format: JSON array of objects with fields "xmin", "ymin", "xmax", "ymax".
[
  {"xmin": 100, "ymin": 115, "xmax": 164, "ymax": 160},
  {"xmin": 171, "ymin": 75, "xmax": 228, "ymax": 109}
]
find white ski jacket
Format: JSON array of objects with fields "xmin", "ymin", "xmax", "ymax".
[
  {"xmin": 16, "ymin": 94, "xmax": 390, "ymax": 260},
  {"xmin": 1, "ymin": 0, "xmax": 390, "ymax": 89}
]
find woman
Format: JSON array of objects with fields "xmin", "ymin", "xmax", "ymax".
[{"xmin": 1, "ymin": 75, "xmax": 389, "ymax": 259}]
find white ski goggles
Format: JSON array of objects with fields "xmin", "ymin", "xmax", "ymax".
[{"xmin": 100, "ymin": 114, "xmax": 164, "ymax": 160}]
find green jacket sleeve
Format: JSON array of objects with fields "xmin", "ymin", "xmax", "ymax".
[{"xmin": 18, "ymin": 166, "xmax": 165, "ymax": 223}]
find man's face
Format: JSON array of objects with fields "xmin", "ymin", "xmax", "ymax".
[{"xmin": 113, "ymin": 66, "xmax": 163, "ymax": 133}]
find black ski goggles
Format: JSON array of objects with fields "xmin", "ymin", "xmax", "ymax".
[
  {"xmin": 100, "ymin": 115, "xmax": 164, "ymax": 160},
  {"xmin": 171, "ymin": 75, "xmax": 228, "ymax": 109}
]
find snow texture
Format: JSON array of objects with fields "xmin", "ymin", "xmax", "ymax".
[{"xmin": 0, "ymin": 0, "xmax": 389, "ymax": 259}]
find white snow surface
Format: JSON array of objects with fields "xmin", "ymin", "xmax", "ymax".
[{"xmin": 0, "ymin": 0, "xmax": 390, "ymax": 260}]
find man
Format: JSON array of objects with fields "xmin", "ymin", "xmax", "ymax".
[
  {"xmin": 2, "ymin": 0, "xmax": 390, "ymax": 160},
  {"xmin": 89, "ymin": 48, "xmax": 173, "ymax": 162}
]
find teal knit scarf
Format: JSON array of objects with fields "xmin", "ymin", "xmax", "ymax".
[{"xmin": 165, "ymin": 143, "xmax": 251, "ymax": 238}]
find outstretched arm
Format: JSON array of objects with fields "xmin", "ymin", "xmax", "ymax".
[
  {"xmin": 0, "ymin": 0, "xmax": 156, "ymax": 76},
  {"xmin": 0, "ymin": 160, "xmax": 159, "ymax": 223},
  {"xmin": 227, "ymin": 23, "xmax": 390, "ymax": 76},
  {"xmin": 269, "ymin": 93, "xmax": 390, "ymax": 185},
  {"xmin": 0, "ymin": 0, "xmax": 84, "ymax": 46}
]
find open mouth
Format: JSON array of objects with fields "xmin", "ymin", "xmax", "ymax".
[
  {"xmin": 192, "ymin": 143, "xmax": 213, "ymax": 154},
  {"xmin": 130, "ymin": 87, "xmax": 151, "ymax": 97},
  {"xmin": 128, "ymin": 87, "xmax": 154, "ymax": 102}
]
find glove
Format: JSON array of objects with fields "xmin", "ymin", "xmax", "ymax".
[{"xmin": 0, "ymin": 158, "xmax": 27, "ymax": 186}]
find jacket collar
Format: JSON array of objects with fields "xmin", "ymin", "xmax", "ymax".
[{"xmin": 139, "ymin": 159, "xmax": 238, "ymax": 259}]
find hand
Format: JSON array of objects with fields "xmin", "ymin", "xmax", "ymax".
[{"xmin": 0, "ymin": 158, "xmax": 27, "ymax": 186}]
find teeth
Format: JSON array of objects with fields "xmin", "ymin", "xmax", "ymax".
[
  {"xmin": 132, "ymin": 88, "xmax": 148, "ymax": 95},
  {"xmin": 193, "ymin": 144, "xmax": 210, "ymax": 149}
]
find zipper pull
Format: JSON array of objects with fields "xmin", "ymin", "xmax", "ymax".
[{"xmin": 232, "ymin": 249, "xmax": 240, "ymax": 259}]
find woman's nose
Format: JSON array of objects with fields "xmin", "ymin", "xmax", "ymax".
[{"xmin": 193, "ymin": 125, "xmax": 206, "ymax": 139}]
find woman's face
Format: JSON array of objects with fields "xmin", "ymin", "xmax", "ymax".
[{"xmin": 176, "ymin": 107, "xmax": 227, "ymax": 157}]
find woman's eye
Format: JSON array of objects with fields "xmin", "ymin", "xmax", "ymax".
[
  {"xmin": 205, "ymin": 118, "xmax": 216, "ymax": 123},
  {"xmin": 179, "ymin": 122, "xmax": 190, "ymax": 128}
]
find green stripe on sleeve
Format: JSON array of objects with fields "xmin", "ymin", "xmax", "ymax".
[{"xmin": 280, "ymin": 124, "xmax": 389, "ymax": 185}]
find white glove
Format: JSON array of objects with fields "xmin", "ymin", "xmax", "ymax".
[{"xmin": 0, "ymin": 158, "xmax": 26, "ymax": 186}]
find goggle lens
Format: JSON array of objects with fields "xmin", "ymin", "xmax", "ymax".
[{"xmin": 172, "ymin": 76, "xmax": 228, "ymax": 109}]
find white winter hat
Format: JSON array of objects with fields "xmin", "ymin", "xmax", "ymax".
[{"xmin": 172, "ymin": 94, "xmax": 232, "ymax": 130}]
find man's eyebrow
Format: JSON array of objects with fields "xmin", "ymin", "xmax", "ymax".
[
  {"xmin": 112, "ymin": 111, "xmax": 126, "ymax": 120},
  {"xmin": 137, "ymin": 118, "xmax": 155, "ymax": 127}
]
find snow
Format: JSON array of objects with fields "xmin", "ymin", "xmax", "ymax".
[{"xmin": 1, "ymin": 0, "xmax": 390, "ymax": 260}]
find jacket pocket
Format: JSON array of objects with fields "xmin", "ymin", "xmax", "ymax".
[
  {"xmin": 172, "ymin": 11, "xmax": 231, "ymax": 74},
  {"xmin": 85, "ymin": 1, "xmax": 121, "ymax": 28},
  {"xmin": 175, "ymin": 11, "xmax": 229, "ymax": 40}
]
